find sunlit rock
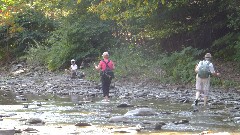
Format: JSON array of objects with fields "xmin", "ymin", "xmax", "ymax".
[{"xmin": 108, "ymin": 116, "xmax": 128, "ymax": 123}]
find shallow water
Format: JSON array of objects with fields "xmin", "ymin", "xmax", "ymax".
[{"xmin": 0, "ymin": 90, "xmax": 239, "ymax": 135}]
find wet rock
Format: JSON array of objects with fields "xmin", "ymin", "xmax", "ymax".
[
  {"xmin": 117, "ymin": 103, "xmax": 134, "ymax": 108},
  {"xmin": 140, "ymin": 121, "xmax": 166, "ymax": 131},
  {"xmin": 114, "ymin": 130, "xmax": 130, "ymax": 133},
  {"xmin": 75, "ymin": 122, "xmax": 91, "ymax": 126},
  {"xmin": 108, "ymin": 116, "xmax": 128, "ymax": 123},
  {"xmin": 0, "ymin": 113, "xmax": 16, "ymax": 117},
  {"xmin": 19, "ymin": 118, "xmax": 27, "ymax": 121},
  {"xmin": 77, "ymin": 101, "xmax": 92, "ymax": 105},
  {"xmin": 23, "ymin": 127, "xmax": 38, "ymax": 132},
  {"xmin": 154, "ymin": 122, "xmax": 163, "ymax": 130},
  {"xmin": 124, "ymin": 108, "xmax": 157, "ymax": 116},
  {"xmin": 26, "ymin": 118, "xmax": 45, "ymax": 124},
  {"xmin": 14, "ymin": 129, "xmax": 22, "ymax": 133},
  {"xmin": 136, "ymin": 105, "xmax": 149, "ymax": 108}
]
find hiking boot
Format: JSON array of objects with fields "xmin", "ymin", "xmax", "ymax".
[{"xmin": 194, "ymin": 99, "xmax": 199, "ymax": 106}]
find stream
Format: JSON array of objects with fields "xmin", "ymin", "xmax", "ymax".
[
  {"xmin": 0, "ymin": 68, "xmax": 240, "ymax": 135},
  {"xmin": 0, "ymin": 90, "xmax": 240, "ymax": 135}
]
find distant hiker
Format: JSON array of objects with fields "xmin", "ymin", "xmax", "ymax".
[
  {"xmin": 94, "ymin": 52, "xmax": 115, "ymax": 101},
  {"xmin": 65, "ymin": 59, "xmax": 78, "ymax": 79},
  {"xmin": 194, "ymin": 53, "xmax": 220, "ymax": 106}
]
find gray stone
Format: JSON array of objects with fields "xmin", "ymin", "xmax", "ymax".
[
  {"xmin": 124, "ymin": 108, "xmax": 157, "ymax": 116},
  {"xmin": 109, "ymin": 116, "xmax": 128, "ymax": 123},
  {"xmin": 0, "ymin": 129, "xmax": 15, "ymax": 135}
]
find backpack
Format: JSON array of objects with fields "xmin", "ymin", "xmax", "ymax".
[
  {"xmin": 101, "ymin": 60, "xmax": 114, "ymax": 79},
  {"xmin": 197, "ymin": 60, "xmax": 211, "ymax": 78}
]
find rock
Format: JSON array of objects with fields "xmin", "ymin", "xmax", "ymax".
[
  {"xmin": 23, "ymin": 127, "xmax": 38, "ymax": 132},
  {"xmin": 14, "ymin": 129, "xmax": 22, "ymax": 133},
  {"xmin": 114, "ymin": 130, "xmax": 130, "ymax": 133},
  {"xmin": 75, "ymin": 122, "xmax": 91, "ymax": 126},
  {"xmin": 117, "ymin": 103, "xmax": 134, "ymax": 108},
  {"xmin": 154, "ymin": 122, "xmax": 163, "ymax": 130},
  {"xmin": 26, "ymin": 118, "xmax": 45, "ymax": 124},
  {"xmin": 108, "ymin": 116, "xmax": 128, "ymax": 123},
  {"xmin": 124, "ymin": 108, "xmax": 157, "ymax": 116},
  {"xmin": 0, "ymin": 129, "xmax": 15, "ymax": 135}
]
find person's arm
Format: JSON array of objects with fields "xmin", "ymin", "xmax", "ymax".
[
  {"xmin": 211, "ymin": 72, "xmax": 220, "ymax": 77},
  {"xmin": 209, "ymin": 63, "xmax": 220, "ymax": 77},
  {"xmin": 112, "ymin": 61, "xmax": 115, "ymax": 70},
  {"xmin": 94, "ymin": 62, "xmax": 101, "ymax": 71},
  {"xmin": 194, "ymin": 64, "xmax": 198, "ymax": 73}
]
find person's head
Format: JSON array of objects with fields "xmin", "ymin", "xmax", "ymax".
[
  {"xmin": 204, "ymin": 53, "xmax": 212, "ymax": 61},
  {"xmin": 102, "ymin": 52, "xmax": 109, "ymax": 59},
  {"xmin": 71, "ymin": 59, "xmax": 76, "ymax": 64}
]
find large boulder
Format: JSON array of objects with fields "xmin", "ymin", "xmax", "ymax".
[{"xmin": 124, "ymin": 108, "xmax": 157, "ymax": 116}]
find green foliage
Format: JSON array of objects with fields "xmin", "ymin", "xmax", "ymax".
[
  {"xmin": 0, "ymin": 8, "xmax": 57, "ymax": 62},
  {"xmin": 233, "ymin": 38, "xmax": 240, "ymax": 63},
  {"xmin": 211, "ymin": 77, "xmax": 239, "ymax": 88},
  {"xmin": 46, "ymin": 1, "xmax": 116, "ymax": 71},
  {"xmin": 25, "ymin": 45, "xmax": 50, "ymax": 66},
  {"xmin": 159, "ymin": 47, "xmax": 203, "ymax": 84},
  {"xmin": 84, "ymin": 45, "xmax": 163, "ymax": 82},
  {"xmin": 212, "ymin": 33, "xmax": 237, "ymax": 61},
  {"xmin": 84, "ymin": 46, "xmax": 205, "ymax": 85}
]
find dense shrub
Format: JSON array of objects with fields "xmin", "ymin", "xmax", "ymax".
[{"xmin": 159, "ymin": 47, "xmax": 203, "ymax": 84}]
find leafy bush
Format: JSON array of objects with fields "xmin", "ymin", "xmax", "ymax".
[
  {"xmin": 25, "ymin": 45, "xmax": 50, "ymax": 66},
  {"xmin": 158, "ymin": 47, "xmax": 203, "ymax": 84},
  {"xmin": 46, "ymin": 14, "xmax": 115, "ymax": 71}
]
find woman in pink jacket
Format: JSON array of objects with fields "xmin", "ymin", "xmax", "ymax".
[{"xmin": 95, "ymin": 52, "xmax": 115, "ymax": 101}]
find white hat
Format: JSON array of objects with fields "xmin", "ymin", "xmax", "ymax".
[
  {"xmin": 204, "ymin": 53, "xmax": 212, "ymax": 58},
  {"xmin": 71, "ymin": 59, "xmax": 75, "ymax": 62},
  {"xmin": 102, "ymin": 52, "xmax": 109, "ymax": 56}
]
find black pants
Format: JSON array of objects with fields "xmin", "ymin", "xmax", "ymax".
[{"xmin": 101, "ymin": 76, "xmax": 112, "ymax": 98}]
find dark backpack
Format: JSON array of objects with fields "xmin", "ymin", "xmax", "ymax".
[
  {"xmin": 101, "ymin": 60, "xmax": 114, "ymax": 79},
  {"xmin": 197, "ymin": 60, "xmax": 211, "ymax": 78}
]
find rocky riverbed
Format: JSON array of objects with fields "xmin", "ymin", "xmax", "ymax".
[{"xmin": 0, "ymin": 66, "xmax": 240, "ymax": 135}]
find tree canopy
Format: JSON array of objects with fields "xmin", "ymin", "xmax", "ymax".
[{"xmin": 1, "ymin": 0, "xmax": 240, "ymax": 70}]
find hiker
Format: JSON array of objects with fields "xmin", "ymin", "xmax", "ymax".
[
  {"xmin": 94, "ymin": 52, "xmax": 115, "ymax": 101},
  {"xmin": 65, "ymin": 59, "xmax": 78, "ymax": 78},
  {"xmin": 194, "ymin": 53, "xmax": 220, "ymax": 106}
]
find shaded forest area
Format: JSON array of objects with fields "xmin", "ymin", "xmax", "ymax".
[{"xmin": 0, "ymin": 0, "xmax": 240, "ymax": 86}]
